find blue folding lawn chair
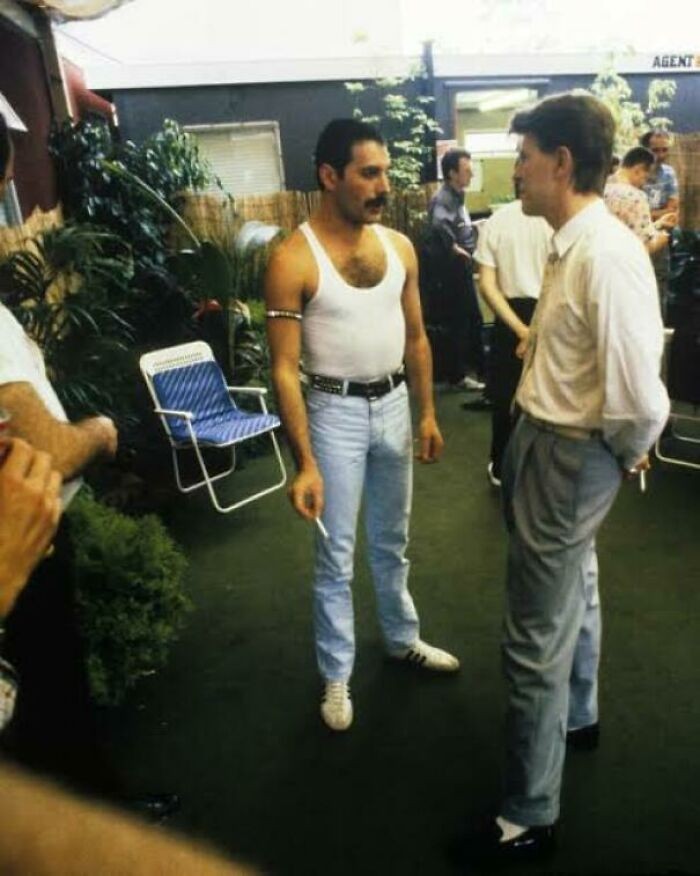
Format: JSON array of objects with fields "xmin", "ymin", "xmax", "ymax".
[{"xmin": 140, "ymin": 341, "xmax": 287, "ymax": 512}]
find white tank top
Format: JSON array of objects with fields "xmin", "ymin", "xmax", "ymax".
[{"xmin": 300, "ymin": 222, "xmax": 406, "ymax": 381}]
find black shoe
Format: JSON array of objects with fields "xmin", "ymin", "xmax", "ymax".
[
  {"xmin": 451, "ymin": 817, "xmax": 556, "ymax": 868},
  {"xmin": 125, "ymin": 792, "xmax": 181, "ymax": 823},
  {"xmin": 566, "ymin": 721, "xmax": 600, "ymax": 751}
]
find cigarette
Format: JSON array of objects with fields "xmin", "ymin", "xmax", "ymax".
[
  {"xmin": 315, "ymin": 517, "xmax": 329, "ymax": 539},
  {"xmin": 639, "ymin": 469, "xmax": 647, "ymax": 493}
]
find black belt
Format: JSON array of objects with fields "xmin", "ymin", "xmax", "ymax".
[{"xmin": 308, "ymin": 369, "xmax": 405, "ymax": 400}]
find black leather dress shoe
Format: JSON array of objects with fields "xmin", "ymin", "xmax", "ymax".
[
  {"xmin": 566, "ymin": 721, "xmax": 600, "ymax": 751},
  {"xmin": 450, "ymin": 818, "xmax": 556, "ymax": 867},
  {"xmin": 125, "ymin": 792, "xmax": 181, "ymax": 823}
]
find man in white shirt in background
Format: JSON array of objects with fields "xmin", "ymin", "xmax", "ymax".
[
  {"xmin": 473, "ymin": 198, "xmax": 550, "ymax": 487},
  {"xmin": 462, "ymin": 93, "xmax": 669, "ymax": 864}
]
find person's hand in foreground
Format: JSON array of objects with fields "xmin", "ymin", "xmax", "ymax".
[{"xmin": 0, "ymin": 438, "xmax": 62, "ymax": 617}]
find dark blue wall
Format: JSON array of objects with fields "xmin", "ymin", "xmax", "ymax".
[
  {"xmin": 108, "ymin": 71, "xmax": 697, "ymax": 191},
  {"xmin": 110, "ymin": 80, "xmax": 395, "ymax": 192}
]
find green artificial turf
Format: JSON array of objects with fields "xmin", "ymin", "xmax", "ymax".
[{"xmin": 104, "ymin": 393, "xmax": 700, "ymax": 875}]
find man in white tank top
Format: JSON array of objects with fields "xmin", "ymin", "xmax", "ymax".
[{"xmin": 265, "ymin": 119, "xmax": 459, "ymax": 732}]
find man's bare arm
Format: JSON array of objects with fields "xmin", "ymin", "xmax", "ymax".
[
  {"xmin": 264, "ymin": 238, "xmax": 323, "ymax": 520},
  {"xmin": 0, "ymin": 763, "xmax": 257, "ymax": 876},
  {"xmin": 477, "ymin": 264, "xmax": 530, "ymax": 349},
  {"xmin": 646, "ymin": 230, "xmax": 670, "ymax": 255},
  {"xmin": 650, "ymin": 195, "xmax": 679, "ymax": 222},
  {"xmin": 393, "ymin": 232, "xmax": 444, "ymax": 463},
  {"xmin": 0, "ymin": 383, "xmax": 117, "ymax": 480}
]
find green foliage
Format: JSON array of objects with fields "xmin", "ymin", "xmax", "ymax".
[
  {"xmin": 68, "ymin": 489, "xmax": 191, "ymax": 706},
  {"xmin": 44, "ymin": 119, "xmax": 276, "ymax": 495},
  {"xmin": 231, "ymin": 298, "xmax": 269, "ymax": 386},
  {"xmin": 49, "ymin": 118, "xmax": 219, "ymax": 353},
  {"xmin": 589, "ymin": 63, "xmax": 676, "ymax": 155},
  {"xmin": 50, "ymin": 118, "xmax": 217, "ymax": 274},
  {"xmin": 0, "ymin": 224, "xmax": 136, "ymax": 424},
  {"xmin": 345, "ymin": 69, "xmax": 441, "ymax": 191}
]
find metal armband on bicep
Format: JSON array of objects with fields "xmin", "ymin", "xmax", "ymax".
[{"xmin": 265, "ymin": 310, "xmax": 303, "ymax": 321}]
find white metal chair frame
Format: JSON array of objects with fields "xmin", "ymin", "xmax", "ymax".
[
  {"xmin": 140, "ymin": 341, "xmax": 287, "ymax": 513},
  {"xmin": 655, "ymin": 328, "xmax": 700, "ymax": 472}
]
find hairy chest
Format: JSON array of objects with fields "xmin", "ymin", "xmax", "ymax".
[{"xmin": 328, "ymin": 237, "xmax": 388, "ymax": 289}]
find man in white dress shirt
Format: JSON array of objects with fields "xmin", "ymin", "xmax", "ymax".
[
  {"xmin": 464, "ymin": 93, "xmax": 670, "ymax": 864},
  {"xmin": 474, "ymin": 198, "xmax": 550, "ymax": 486}
]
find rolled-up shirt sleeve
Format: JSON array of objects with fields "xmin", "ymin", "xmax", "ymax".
[{"xmin": 588, "ymin": 249, "xmax": 670, "ymax": 469}]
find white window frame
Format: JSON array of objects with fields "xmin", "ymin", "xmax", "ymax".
[{"xmin": 183, "ymin": 120, "xmax": 286, "ymax": 194}]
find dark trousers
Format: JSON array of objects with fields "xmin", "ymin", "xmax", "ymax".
[
  {"xmin": 486, "ymin": 297, "xmax": 537, "ymax": 478},
  {"xmin": 1, "ymin": 518, "xmax": 119, "ymax": 796},
  {"xmin": 434, "ymin": 259, "xmax": 485, "ymax": 384}
]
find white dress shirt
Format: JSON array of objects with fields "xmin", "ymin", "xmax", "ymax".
[
  {"xmin": 474, "ymin": 200, "xmax": 551, "ymax": 299},
  {"xmin": 516, "ymin": 199, "xmax": 669, "ymax": 469}
]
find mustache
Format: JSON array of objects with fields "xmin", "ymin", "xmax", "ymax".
[{"xmin": 365, "ymin": 195, "xmax": 388, "ymax": 209}]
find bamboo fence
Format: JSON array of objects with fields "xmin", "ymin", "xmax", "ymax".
[{"xmin": 179, "ymin": 183, "xmax": 441, "ymax": 250}]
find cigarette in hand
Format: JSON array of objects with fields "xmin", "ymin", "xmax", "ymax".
[
  {"xmin": 315, "ymin": 517, "xmax": 329, "ymax": 539},
  {"xmin": 639, "ymin": 469, "xmax": 647, "ymax": 493}
]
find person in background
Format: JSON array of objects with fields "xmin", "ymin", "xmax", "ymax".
[
  {"xmin": 423, "ymin": 148, "xmax": 486, "ymax": 392},
  {"xmin": 604, "ymin": 146, "xmax": 676, "ymax": 255},
  {"xmin": 473, "ymin": 197, "xmax": 550, "ymax": 487},
  {"xmin": 640, "ymin": 129, "xmax": 680, "ymax": 318}
]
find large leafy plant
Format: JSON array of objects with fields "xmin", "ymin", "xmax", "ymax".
[
  {"xmin": 345, "ymin": 68, "xmax": 441, "ymax": 191},
  {"xmin": 0, "ymin": 224, "xmax": 135, "ymax": 423},
  {"xmin": 50, "ymin": 118, "xmax": 217, "ymax": 272},
  {"xmin": 104, "ymin": 159, "xmax": 274, "ymax": 382},
  {"xmin": 589, "ymin": 62, "xmax": 676, "ymax": 154}
]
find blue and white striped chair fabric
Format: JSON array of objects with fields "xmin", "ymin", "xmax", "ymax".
[
  {"xmin": 152, "ymin": 361, "xmax": 280, "ymax": 446},
  {"xmin": 140, "ymin": 341, "xmax": 287, "ymax": 513}
]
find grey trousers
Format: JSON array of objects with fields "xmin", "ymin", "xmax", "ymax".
[{"xmin": 500, "ymin": 416, "xmax": 622, "ymax": 826}]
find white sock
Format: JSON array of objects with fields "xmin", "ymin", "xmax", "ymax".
[{"xmin": 496, "ymin": 815, "xmax": 528, "ymax": 843}]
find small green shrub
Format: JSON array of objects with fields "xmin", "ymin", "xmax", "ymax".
[{"xmin": 68, "ymin": 490, "xmax": 191, "ymax": 706}]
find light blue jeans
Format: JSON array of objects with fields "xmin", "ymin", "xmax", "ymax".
[
  {"xmin": 500, "ymin": 416, "xmax": 622, "ymax": 826},
  {"xmin": 307, "ymin": 382, "xmax": 420, "ymax": 682}
]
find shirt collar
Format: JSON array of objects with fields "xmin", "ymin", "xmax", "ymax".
[
  {"xmin": 442, "ymin": 182, "xmax": 463, "ymax": 204},
  {"xmin": 550, "ymin": 198, "xmax": 606, "ymax": 260}
]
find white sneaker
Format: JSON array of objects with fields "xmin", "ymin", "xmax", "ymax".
[
  {"xmin": 487, "ymin": 462, "xmax": 502, "ymax": 488},
  {"xmin": 320, "ymin": 681, "xmax": 353, "ymax": 731},
  {"xmin": 461, "ymin": 375, "xmax": 486, "ymax": 391},
  {"xmin": 390, "ymin": 639, "xmax": 460, "ymax": 673}
]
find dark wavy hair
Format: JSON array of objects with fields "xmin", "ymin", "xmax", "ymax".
[
  {"xmin": 510, "ymin": 92, "xmax": 614, "ymax": 195},
  {"xmin": 314, "ymin": 118, "xmax": 384, "ymax": 190},
  {"xmin": 440, "ymin": 148, "xmax": 471, "ymax": 181},
  {"xmin": 622, "ymin": 146, "xmax": 655, "ymax": 169}
]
